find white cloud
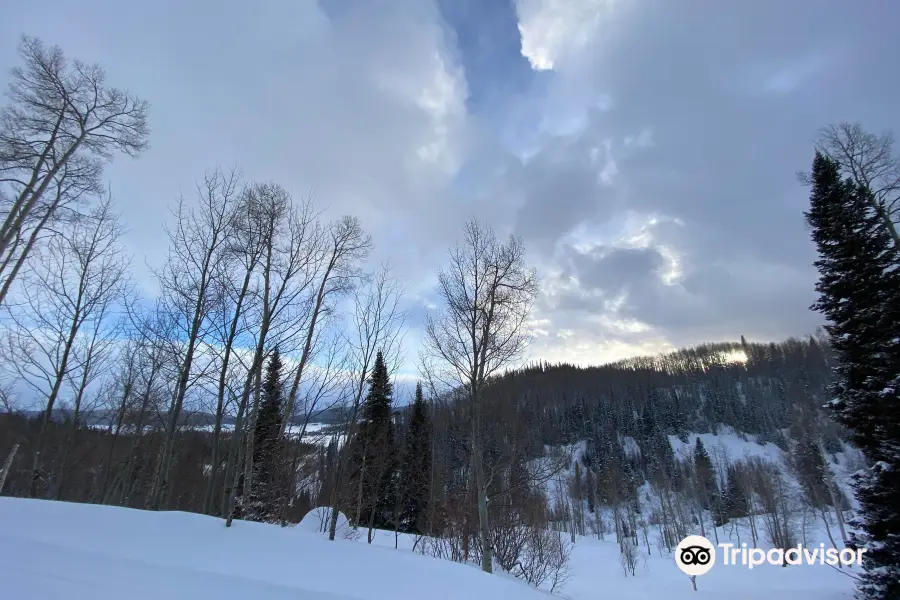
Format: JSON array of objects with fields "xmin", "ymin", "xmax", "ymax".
[
  {"xmin": 0, "ymin": 0, "xmax": 475, "ymax": 299},
  {"xmin": 4, "ymin": 0, "xmax": 878, "ymax": 377},
  {"xmin": 514, "ymin": 0, "xmax": 624, "ymax": 71}
]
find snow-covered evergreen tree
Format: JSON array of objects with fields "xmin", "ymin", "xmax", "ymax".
[
  {"xmin": 719, "ymin": 464, "xmax": 747, "ymax": 525},
  {"xmin": 805, "ymin": 151, "xmax": 900, "ymax": 600},
  {"xmin": 693, "ymin": 438, "xmax": 718, "ymax": 509}
]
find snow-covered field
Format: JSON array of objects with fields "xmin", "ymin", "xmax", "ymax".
[
  {"xmin": 0, "ymin": 498, "xmax": 547, "ymax": 600},
  {"xmin": 0, "ymin": 497, "xmax": 857, "ymax": 599}
]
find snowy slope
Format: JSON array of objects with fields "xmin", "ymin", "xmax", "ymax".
[
  {"xmin": 0, "ymin": 497, "xmax": 860, "ymax": 600},
  {"xmin": 669, "ymin": 429, "xmax": 865, "ymax": 504},
  {"xmin": 0, "ymin": 498, "xmax": 549, "ymax": 600},
  {"xmin": 563, "ymin": 533, "xmax": 855, "ymax": 600},
  {"xmin": 668, "ymin": 428, "xmax": 784, "ymax": 464},
  {"xmin": 359, "ymin": 518, "xmax": 856, "ymax": 599}
]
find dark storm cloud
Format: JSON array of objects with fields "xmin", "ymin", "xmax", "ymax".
[
  {"xmin": 564, "ymin": 245, "xmax": 665, "ymax": 294},
  {"xmin": 559, "ymin": 240, "xmax": 821, "ymax": 345}
]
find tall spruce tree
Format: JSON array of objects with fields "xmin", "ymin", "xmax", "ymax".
[
  {"xmin": 720, "ymin": 465, "xmax": 748, "ymax": 524},
  {"xmin": 792, "ymin": 438, "xmax": 830, "ymax": 508},
  {"xmin": 246, "ymin": 347, "xmax": 285, "ymax": 523},
  {"xmin": 354, "ymin": 350, "xmax": 397, "ymax": 533},
  {"xmin": 693, "ymin": 438, "xmax": 718, "ymax": 509},
  {"xmin": 398, "ymin": 382, "xmax": 432, "ymax": 534},
  {"xmin": 805, "ymin": 151, "xmax": 900, "ymax": 599}
]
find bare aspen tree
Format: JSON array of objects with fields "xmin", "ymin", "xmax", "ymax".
[
  {"xmin": 201, "ymin": 176, "xmax": 265, "ymax": 515},
  {"xmin": 282, "ymin": 216, "xmax": 372, "ymax": 439},
  {"xmin": 97, "ymin": 336, "xmax": 143, "ymax": 503},
  {"xmin": 152, "ymin": 170, "xmax": 237, "ymax": 509},
  {"xmin": 751, "ymin": 458, "xmax": 797, "ymax": 564},
  {"xmin": 221, "ymin": 183, "xmax": 294, "ymax": 522},
  {"xmin": 231, "ymin": 213, "xmax": 368, "ymax": 527},
  {"xmin": 620, "ymin": 537, "xmax": 639, "ymax": 577},
  {"xmin": 54, "ymin": 203, "xmax": 132, "ymax": 500},
  {"xmin": 0, "ymin": 443, "xmax": 19, "ymax": 495},
  {"xmin": 327, "ymin": 263, "xmax": 407, "ymax": 541},
  {"xmin": 736, "ymin": 463, "xmax": 759, "ymax": 548},
  {"xmin": 0, "ymin": 37, "xmax": 148, "ymax": 305},
  {"xmin": 235, "ymin": 205, "xmax": 361, "ymax": 514},
  {"xmin": 223, "ymin": 188, "xmax": 325, "ymax": 525},
  {"xmin": 817, "ymin": 439, "xmax": 848, "ymax": 545},
  {"xmin": 813, "ymin": 122, "xmax": 900, "ymax": 247},
  {"xmin": 788, "ymin": 408, "xmax": 849, "ymax": 546},
  {"xmin": 113, "ymin": 302, "xmax": 174, "ymax": 507},
  {"xmin": 278, "ymin": 330, "xmax": 347, "ymax": 526},
  {"xmin": 481, "ymin": 411, "xmax": 570, "ymax": 531},
  {"xmin": 422, "ymin": 220, "xmax": 538, "ymax": 573},
  {"xmin": 2, "ymin": 197, "xmax": 129, "ymax": 497}
]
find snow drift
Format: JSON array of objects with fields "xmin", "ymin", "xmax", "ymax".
[{"xmin": 298, "ymin": 506, "xmax": 351, "ymax": 537}]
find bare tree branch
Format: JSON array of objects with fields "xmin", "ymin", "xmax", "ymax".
[
  {"xmin": 0, "ymin": 36, "xmax": 149, "ymax": 305},
  {"xmin": 420, "ymin": 219, "xmax": 538, "ymax": 573}
]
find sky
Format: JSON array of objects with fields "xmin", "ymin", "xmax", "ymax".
[{"xmin": 2, "ymin": 0, "xmax": 899, "ymax": 375}]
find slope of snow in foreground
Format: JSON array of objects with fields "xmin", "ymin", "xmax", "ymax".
[
  {"xmin": 0, "ymin": 497, "xmax": 859, "ymax": 600},
  {"xmin": 0, "ymin": 498, "xmax": 549, "ymax": 600}
]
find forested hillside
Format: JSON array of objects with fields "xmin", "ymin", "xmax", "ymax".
[
  {"xmin": 363, "ymin": 333, "xmax": 857, "ymax": 576},
  {"xmin": 476, "ymin": 335, "xmax": 841, "ymax": 453}
]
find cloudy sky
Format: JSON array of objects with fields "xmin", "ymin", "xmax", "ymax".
[{"xmin": 2, "ymin": 0, "xmax": 898, "ymax": 372}]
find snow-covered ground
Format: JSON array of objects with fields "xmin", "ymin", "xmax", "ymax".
[
  {"xmin": 0, "ymin": 498, "xmax": 548, "ymax": 600},
  {"xmin": 0, "ymin": 497, "xmax": 858, "ymax": 599},
  {"xmin": 562, "ymin": 525, "xmax": 856, "ymax": 599},
  {"xmin": 361, "ymin": 515, "xmax": 856, "ymax": 599}
]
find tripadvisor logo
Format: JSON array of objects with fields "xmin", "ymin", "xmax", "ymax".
[
  {"xmin": 675, "ymin": 535, "xmax": 866, "ymax": 575},
  {"xmin": 676, "ymin": 535, "xmax": 716, "ymax": 576}
]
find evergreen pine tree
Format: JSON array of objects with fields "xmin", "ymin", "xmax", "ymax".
[
  {"xmin": 720, "ymin": 465, "xmax": 748, "ymax": 524},
  {"xmin": 398, "ymin": 382, "xmax": 432, "ymax": 534},
  {"xmin": 354, "ymin": 350, "xmax": 398, "ymax": 532},
  {"xmin": 693, "ymin": 438, "xmax": 718, "ymax": 509},
  {"xmin": 792, "ymin": 437, "xmax": 829, "ymax": 509},
  {"xmin": 584, "ymin": 465, "xmax": 596, "ymax": 513},
  {"xmin": 672, "ymin": 390, "xmax": 688, "ymax": 438},
  {"xmin": 246, "ymin": 347, "xmax": 285, "ymax": 523},
  {"xmin": 507, "ymin": 451, "xmax": 533, "ymax": 515},
  {"xmin": 570, "ymin": 460, "xmax": 585, "ymax": 517},
  {"xmin": 806, "ymin": 152, "xmax": 900, "ymax": 599}
]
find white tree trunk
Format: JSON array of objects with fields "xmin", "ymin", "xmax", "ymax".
[{"xmin": 0, "ymin": 444, "xmax": 20, "ymax": 495}]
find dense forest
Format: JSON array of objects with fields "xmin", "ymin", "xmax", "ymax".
[{"xmin": 477, "ymin": 335, "xmax": 838, "ymax": 449}]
